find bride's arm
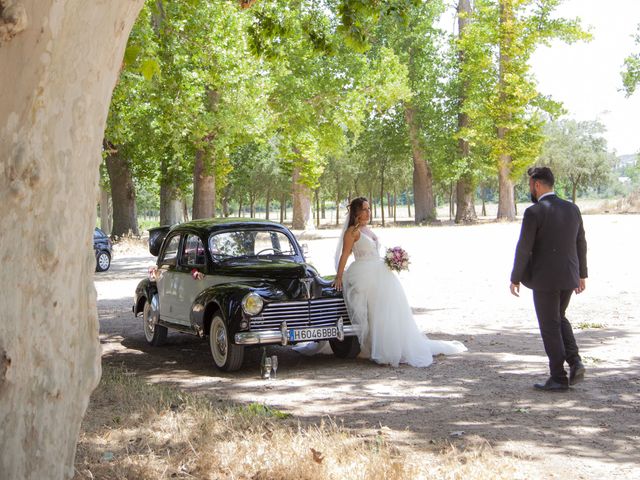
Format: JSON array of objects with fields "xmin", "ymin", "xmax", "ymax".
[{"xmin": 334, "ymin": 226, "xmax": 359, "ymax": 291}]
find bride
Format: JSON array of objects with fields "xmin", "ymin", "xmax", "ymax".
[{"xmin": 333, "ymin": 197, "xmax": 467, "ymax": 367}]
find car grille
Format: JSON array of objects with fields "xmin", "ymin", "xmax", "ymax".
[{"xmin": 250, "ymin": 297, "xmax": 350, "ymax": 331}]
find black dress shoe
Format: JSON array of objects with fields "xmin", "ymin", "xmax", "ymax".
[
  {"xmin": 534, "ymin": 378, "xmax": 569, "ymax": 391},
  {"xmin": 570, "ymin": 361, "xmax": 586, "ymax": 385}
]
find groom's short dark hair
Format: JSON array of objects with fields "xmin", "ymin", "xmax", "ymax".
[{"xmin": 527, "ymin": 166, "xmax": 555, "ymax": 187}]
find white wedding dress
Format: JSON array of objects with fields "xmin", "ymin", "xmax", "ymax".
[{"xmin": 342, "ymin": 229, "xmax": 467, "ymax": 367}]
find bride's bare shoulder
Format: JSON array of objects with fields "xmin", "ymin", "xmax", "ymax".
[{"xmin": 345, "ymin": 225, "xmax": 360, "ymax": 240}]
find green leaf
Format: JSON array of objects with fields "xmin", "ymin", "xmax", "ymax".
[
  {"xmin": 140, "ymin": 59, "xmax": 160, "ymax": 81},
  {"xmin": 124, "ymin": 44, "xmax": 141, "ymax": 66}
]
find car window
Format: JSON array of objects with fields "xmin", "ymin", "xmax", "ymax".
[
  {"xmin": 209, "ymin": 230, "xmax": 296, "ymax": 259},
  {"xmin": 159, "ymin": 234, "xmax": 181, "ymax": 266},
  {"xmin": 181, "ymin": 234, "xmax": 206, "ymax": 267}
]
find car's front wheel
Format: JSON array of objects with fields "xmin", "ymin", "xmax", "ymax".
[
  {"xmin": 329, "ymin": 336, "xmax": 361, "ymax": 358},
  {"xmin": 209, "ymin": 314, "xmax": 244, "ymax": 371},
  {"xmin": 143, "ymin": 294, "xmax": 167, "ymax": 346},
  {"xmin": 95, "ymin": 251, "xmax": 111, "ymax": 272}
]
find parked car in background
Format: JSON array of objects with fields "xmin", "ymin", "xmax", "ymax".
[
  {"xmin": 132, "ymin": 219, "xmax": 360, "ymax": 372},
  {"xmin": 94, "ymin": 227, "xmax": 112, "ymax": 272}
]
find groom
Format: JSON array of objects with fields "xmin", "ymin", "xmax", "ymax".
[{"xmin": 510, "ymin": 167, "xmax": 588, "ymax": 391}]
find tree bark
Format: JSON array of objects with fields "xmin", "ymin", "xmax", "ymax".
[
  {"xmin": 291, "ymin": 167, "xmax": 314, "ymax": 230},
  {"xmin": 455, "ymin": 175, "xmax": 477, "ymax": 223},
  {"xmin": 449, "ymin": 182, "xmax": 455, "ymax": 220},
  {"xmin": 104, "ymin": 146, "xmax": 139, "ymax": 236},
  {"xmin": 497, "ymin": 146, "xmax": 516, "ymax": 220},
  {"xmin": 192, "ymin": 149, "xmax": 215, "ymax": 219},
  {"xmin": 265, "ymin": 190, "xmax": 270, "ymax": 220},
  {"xmin": 496, "ymin": 1, "xmax": 516, "ymax": 220},
  {"xmin": 315, "ymin": 189, "xmax": 320, "ymax": 228},
  {"xmin": 404, "ymin": 105, "xmax": 436, "ymax": 223},
  {"xmin": 455, "ymin": 0, "xmax": 477, "ymax": 224},
  {"xmin": 160, "ymin": 182, "xmax": 183, "ymax": 225},
  {"xmin": 370, "ymin": 191, "xmax": 376, "ymax": 219},
  {"xmin": 380, "ymin": 171, "xmax": 385, "ymax": 227},
  {"xmin": 99, "ymin": 186, "xmax": 112, "ymax": 235},
  {"xmin": 280, "ymin": 195, "xmax": 285, "ymax": 223},
  {"xmin": 393, "ymin": 191, "xmax": 397, "ymax": 223},
  {"xmin": 0, "ymin": 1, "xmax": 143, "ymax": 478},
  {"xmin": 182, "ymin": 198, "xmax": 189, "ymax": 222}
]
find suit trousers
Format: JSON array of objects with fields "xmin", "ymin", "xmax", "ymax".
[{"xmin": 532, "ymin": 289, "xmax": 581, "ymax": 383}]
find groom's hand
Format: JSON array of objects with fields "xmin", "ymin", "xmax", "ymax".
[{"xmin": 510, "ymin": 282, "xmax": 520, "ymax": 297}]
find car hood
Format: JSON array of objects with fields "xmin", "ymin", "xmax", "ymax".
[{"xmin": 214, "ymin": 259, "xmax": 309, "ymax": 279}]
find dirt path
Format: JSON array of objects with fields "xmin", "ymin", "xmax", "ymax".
[{"xmin": 95, "ymin": 215, "xmax": 640, "ymax": 479}]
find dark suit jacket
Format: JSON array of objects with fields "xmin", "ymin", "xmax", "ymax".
[{"xmin": 510, "ymin": 194, "xmax": 588, "ymax": 291}]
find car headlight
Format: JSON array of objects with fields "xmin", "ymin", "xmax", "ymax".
[{"xmin": 242, "ymin": 292, "xmax": 264, "ymax": 315}]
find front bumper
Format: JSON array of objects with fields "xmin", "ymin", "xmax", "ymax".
[{"xmin": 235, "ymin": 323, "xmax": 361, "ymax": 346}]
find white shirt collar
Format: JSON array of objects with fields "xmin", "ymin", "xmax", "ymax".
[{"xmin": 538, "ymin": 191, "xmax": 555, "ymax": 201}]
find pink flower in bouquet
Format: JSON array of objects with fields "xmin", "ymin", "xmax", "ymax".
[{"xmin": 384, "ymin": 246, "xmax": 410, "ymax": 272}]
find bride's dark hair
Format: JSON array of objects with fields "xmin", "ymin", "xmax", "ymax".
[{"xmin": 347, "ymin": 197, "xmax": 369, "ymax": 227}]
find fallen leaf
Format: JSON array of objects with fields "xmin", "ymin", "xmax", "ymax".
[{"xmin": 310, "ymin": 448, "xmax": 324, "ymax": 464}]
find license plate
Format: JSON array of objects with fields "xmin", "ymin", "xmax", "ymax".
[{"xmin": 289, "ymin": 326, "xmax": 338, "ymax": 342}]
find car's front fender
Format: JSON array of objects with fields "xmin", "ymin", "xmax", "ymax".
[
  {"xmin": 190, "ymin": 281, "xmax": 285, "ymax": 336},
  {"xmin": 133, "ymin": 278, "xmax": 157, "ymax": 316}
]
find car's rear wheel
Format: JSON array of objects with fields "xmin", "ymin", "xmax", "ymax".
[
  {"xmin": 143, "ymin": 294, "xmax": 167, "ymax": 346},
  {"xmin": 329, "ymin": 336, "xmax": 361, "ymax": 358},
  {"xmin": 209, "ymin": 314, "xmax": 244, "ymax": 371},
  {"xmin": 95, "ymin": 251, "xmax": 111, "ymax": 272}
]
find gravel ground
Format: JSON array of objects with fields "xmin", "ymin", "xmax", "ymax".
[{"xmin": 95, "ymin": 214, "xmax": 640, "ymax": 480}]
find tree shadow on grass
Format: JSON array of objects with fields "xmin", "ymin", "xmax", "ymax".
[{"xmin": 101, "ymin": 325, "xmax": 640, "ymax": 475}]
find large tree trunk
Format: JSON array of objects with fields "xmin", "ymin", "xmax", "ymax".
[
  {"xmin": 160, "ymin": 158, "xmax": 183, "ymax": 225},
  {"xmin": 497, "ymin": 148, "xmax": 516, "ymax": 220},
  {"xmin": 221, "ymin": 185, "xmax": 231, "ymax": 217},
  {"xmin": 99, "ymin": 186, "xmax": 112, "ymax": 234},
  {"xmin": 404, "ymin": 105, "xmax": 436, "ymax": 223},
  {"xmin": 291, "ymin": 167, "xmax": 314, "ymax": 230},
  {"xmin": 455, "ymin": 0, "xmax": 477, "ymax": 224},
  {"xmin": 569, "ymin": 174, "xmax": 580, "ymax": 203},
  {"xmin": 192, "ymin": 149, "xmax": 215, "ymax": 219},
  {"xmin": 455, "ymin": 175, "xmax": 477, "ymax": 223},
  {"xmin": 160, "ymin": 184, "xmax": 183, "ymax": 225},
  {"xmin": 0, "ymin": 1, "xmax": 143, "ymax": 478},
  {"xmin": 496, "ymin": 1, "xmax": 516, "ymax": 221},
  {"xmin": 104, "ymin": 146, "xmax": 139, "ymax": 236}
]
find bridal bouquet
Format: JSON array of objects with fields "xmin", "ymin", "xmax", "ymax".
[{"xmin": 384, "ymin": 246, "xmax": 410, "ymax": 273}]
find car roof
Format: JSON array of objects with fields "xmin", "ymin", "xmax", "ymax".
[{"xmin": 169, "ymin": 218, "xmax": 290, "ymax": 235}]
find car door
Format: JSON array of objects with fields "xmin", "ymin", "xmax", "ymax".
[
  {"xmin": 156, "ymin": 233, "xmax": 182, "ymax": 323},
  {"xmin": 171, "ymin": 233, "xmax": 208, "ymax": 326}
]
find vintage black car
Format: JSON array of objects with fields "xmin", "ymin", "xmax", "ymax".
[{"xmin": 133, "ymin": 219, "xmax": 360, "ymax": 371}]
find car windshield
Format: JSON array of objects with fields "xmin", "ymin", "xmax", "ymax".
[{"xmin": 209, "ymin": 230, "xmax": 297, "ymax": 260}]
